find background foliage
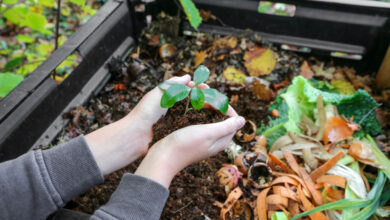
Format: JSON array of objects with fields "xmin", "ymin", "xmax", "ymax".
[{"xmin": 0, "ymin": 0, "xmax": 104, "ymax": 98}]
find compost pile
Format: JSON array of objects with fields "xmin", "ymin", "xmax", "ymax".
[{"xmin": 54, "ymin": 14, "xmax": 390, "ymax": 219}]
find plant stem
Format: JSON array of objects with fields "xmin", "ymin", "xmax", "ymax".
[{"xmin": 184, "ymin": 95, "xmax": 190, "ymax": 115}]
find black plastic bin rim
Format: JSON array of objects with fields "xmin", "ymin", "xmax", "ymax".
[{"xmin": 310, "ymin": 0, "xmax": 390, "ymax": 8}]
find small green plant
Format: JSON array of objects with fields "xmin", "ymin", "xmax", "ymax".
[{"xmin": 159, "ymin": 65, "xmax": 229, "ymax": 114}]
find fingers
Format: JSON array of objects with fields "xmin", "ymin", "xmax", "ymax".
[
  {"xmin": 208, "ymin": 133, "xmax": 235, "ymax": 154},
  {"xmin": 196, "ymin": 83, "xmax": 209, "ymax": 89},
  {"xmin": 166, "ymin": 74, "xmax": 191, "ymax": 84},
  {"xmin": 205, "ymin": 116, "xmax": 245, "ymax": 138},
  {"xmin": 186, "ymin": 81, "xmax": 210, "ymax": 89},
  {"xmin": 226, "ymin": 105, "xmax": 238, "ymax": 117}
]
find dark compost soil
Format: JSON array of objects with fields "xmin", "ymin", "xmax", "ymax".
[{"xmin": 151, "ymin": 98, "xmax": 228, "ymax": 145}]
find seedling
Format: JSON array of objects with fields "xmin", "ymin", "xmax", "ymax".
[{"xmin": 158, "ymin": 65, "xmax": 229, "ymax": 114}]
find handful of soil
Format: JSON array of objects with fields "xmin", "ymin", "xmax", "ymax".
[{"xmin": 151, "ymin": 98, "xmax": 228, "ymax": 146}]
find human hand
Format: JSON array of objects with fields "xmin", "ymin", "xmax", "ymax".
[
  {"xmin": 85, "ymin": 75, "xmax": 192, "ymax": 175},
  {"xmin": 135, "ymin": 109, "xmax": 245, "ymax": 188}
]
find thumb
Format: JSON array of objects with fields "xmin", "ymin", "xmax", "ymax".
[
  {"xmin": 205, "ymin": 116, "xmax": 245, "ymax": 139},
  {"xmin": 166, "ymin": 74, "xmax": 191, "ymax": 84}
]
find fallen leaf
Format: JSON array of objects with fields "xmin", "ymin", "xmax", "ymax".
[
  {"xmin": 194, "ymin": 50, "xmax": 207, "ymax": 68},
  {"xmin": 215, "ymin": 36, "xmax": 238, "ymax": 49},
  {"xmin": 300, "ymin": 61, "xmax": 313, "ymax": 79},
  {"xmin": 251, "ymin": 80, "xmax": 273, "ymax": 101},
  {"xmin": 199, "ymin": 9, "xmax": 216, "ymax": 22},
  {"xmin": 244, "ymin": 47, "xmax": 276, "ymax": 76},
  {"xmin": 330, "ymin": 80, "xmax": 355, "ymax": 95},
  {"xmin": 146, "ymin": 33, "xmax": 160, "ymax": 46},
  {"xmin": 223, "ymin": 66, "xmax": 246, "ymax": 83},
  {"xmin": 271, "ymin": 79, "xmax": 290, "ymax": 90},
  {"xmin": 312, "ymin": 63, "xmax": 335, "ymax": 79}
]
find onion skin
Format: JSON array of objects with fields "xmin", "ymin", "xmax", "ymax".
[{"xmin": 322, "ymin": 117, "xmax": 358, "ymax": 143}]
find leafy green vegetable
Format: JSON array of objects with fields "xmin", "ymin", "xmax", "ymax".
[
  {"xmin": 160, "ymin": 84, "xmax": 190, "ymax": 108},
  {"xmin": 0, "ymin": 73, "xmax": 24, "ymax": 97},
  {"xmin": 190, "ymin": 88, "xmax": 205, "ymax": 110},
  {"xmin": 291, "ymin": 171, "xmax": 386, "ymax": 220},
  {"xmin": 257, "ymin": 91, "xmax": 288, "ymax": 148},
  {"xmin": 203, "ymin": 88, "xmax": 229, "ymax": 114},
  {"xmin": 179, "ymin": 0, "xmax": 202, "ymax": 30},
  {"xmin": 259, "ymin": 76, "xmax": 381, "ymax": 147},
  {"xmin": 336, "ymin": 92, "xmax": 381, "ymax": 136},
  {"xmin": 193, "ymin": 65, "xmax": 209, "ymax": 85}
]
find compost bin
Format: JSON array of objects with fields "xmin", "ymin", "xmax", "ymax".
[{"xmin": 1, "ymin": 0, "xmax": 390, "ymax": 219}]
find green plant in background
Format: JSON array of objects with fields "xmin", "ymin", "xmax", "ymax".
[
  {"xmin": 159, "ymin": 65, "xmax": 229, "ymax": 114},
  {"xmin": 0, "ymin": 0, "xmax": 101, "ymax": 98},
  {"xmin": 179, "ymin": 0, "xmax": 202, "ymax": 30}
]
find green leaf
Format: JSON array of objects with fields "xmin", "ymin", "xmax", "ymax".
[
  {"xmin": 16, "ymin": 61, "xmax": 42, "ymax": 76},
  {"xmin": 69, "ymin": 0, "xmax": 85, "ymax": 7},
  {"xmin": 193, "ymin": 65, "xmax": 210, "ymax": 85},
  {"xmin": 17, "ymin": 34, "xmax": 35, "ymax": 43},
  {"xmin": 190, "ymin": 88, "xmax": 205, "ymax": 110},
  {"xmin": 3, "ymin": 7, "xmax": 28, "ymax": 26},
  {"xmin": 159, "ymin": 80, "xmax": 176, "ymax": 90},
  {"xmin": 4, "ymin": 0, "xmax": 18, "ymax": 4},
  {"xmin": 0, "ymin": 73, "xmax": 24, "ymax": 97},
  {"xmin": 179, "ymin": 0, "xmax": 202, "ymax": 30},
  {"xmin": 61, "ymin": 4, "xmax": 71, "ymax": 16},
  {"xmin": 37, "ymin": 43, "xmax": 53, "ymax": 56},
  {"xmin": 38, "ymin": 0, "xmax": 55, "ymax": 7},
  {"xmin": 160, "ymin": 84, "xmax": 190, "ymax": 108},
  {"xmin": 4, "ymin": 57, "xmax": 23, "ymax": 70},
  {"xmin": 25, "ymin": 12, "xmax": 48, "ymax": 33},
  {"xmin": 203, "ymin": 88, "xmax": 229, "ymax": 114}
]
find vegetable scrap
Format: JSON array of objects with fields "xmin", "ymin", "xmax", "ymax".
[{"xmin": 217, "ymin": 75, "xmax": 390, "ymax": 219}]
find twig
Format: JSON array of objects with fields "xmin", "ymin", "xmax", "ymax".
[
  {"xmin": 172, "ymin": 201, "xmax": 192, "ymax": 214},
  {"xmin": 54, "ymin": 0, "xmax": 61, "ymax": 50},
  {"xmin": 53, "ymin": 0, "xmax": 61, "ymax": 79},
  {"xmin": 173, "ymin": 0, "xmax": 182, "ymax": 17}
]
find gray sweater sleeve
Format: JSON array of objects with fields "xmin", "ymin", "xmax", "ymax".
[
  {"xmin": 91, "ymin": 174, "xmax": 169, "ymax": 220},
  {"xmin": 0, "ymin": 136, "xmax": 104, "ymax": 220},
  {"xmin": 0, "ymin": 135, "xmax": 169, "ymax": 220}
]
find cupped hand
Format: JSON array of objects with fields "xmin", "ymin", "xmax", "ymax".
[
  {"xmin": 135, "ymin": 109, "xmax": 245, "ymax": 188},
  {"xmin": 85, "ymin": 75, "xmax": 192, "ymax": 175}
]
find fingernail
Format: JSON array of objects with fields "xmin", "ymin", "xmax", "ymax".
[{"xmin": 236, "ymin": 116, "xmax": 245, "ymax": 129}]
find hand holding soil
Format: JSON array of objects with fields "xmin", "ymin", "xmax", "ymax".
[
  {"xmin": 135, "ymin": 114, "xmax": 245, "ymax": 188},
  {"xmin": 85, "ymin": 75, "xmax": 192, "ymax": 175}
]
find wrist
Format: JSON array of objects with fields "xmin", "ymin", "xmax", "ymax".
[
  {"xmin": 134, "ymin": 143, "xmax": 178, "ymax": 188},
  {"xmin": 85, "ymin": 117, "xmax": 148, "ymax": 175}
]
